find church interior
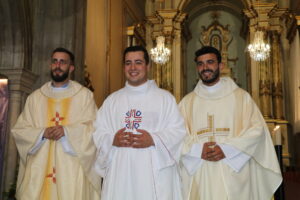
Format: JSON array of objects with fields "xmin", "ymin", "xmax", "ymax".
[{"xmin": 1, "ymin": 0, "xmax": 300, "ymax": 199}]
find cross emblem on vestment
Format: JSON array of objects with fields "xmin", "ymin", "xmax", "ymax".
[
  {"xmin": 51, "ymin": 112, "xmax": 64, "ymax": 126},
  {"xmin": 46, "ymin": 167, "xmax": 56, "ymax": 184},
  {"xmin": 125, "ymin": 109, "xmax": 142, "ymax": 130},
  {"xmin": 197, "ymin": 114, "xmax": 230, "ymax": 142}
]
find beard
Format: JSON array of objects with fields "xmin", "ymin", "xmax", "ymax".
[
  {"xmin": 50, "ymin": 68, "xmax": 69, "ymax": 82},
  {"xmin": 198, "ymin": 68, "xmax": 220, "ymax": 85}
]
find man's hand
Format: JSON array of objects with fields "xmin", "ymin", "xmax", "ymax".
[
  {"xmin": 43, "ymin": 125, "xmax": 65, "ymax": 140},
  {"xmin": 131, "ymin": 129, "xmax": 154, "ymax": 148},
  {"xmin": 113, "ymin": 128, "xmax": 133, "ymax": 147},
  {"xmin": 201, "ymin": 142, "xmax": 225, "ymax": 161}
]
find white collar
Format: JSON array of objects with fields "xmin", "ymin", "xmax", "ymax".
[{"xmin": 202, "ymin": 80, "xmax": 222, "ymax": 93}]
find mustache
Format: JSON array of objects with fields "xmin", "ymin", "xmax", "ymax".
[
  {"xmin": 200, "ymin": 69, "xmax": 214, "ymax": 74},
  {"xmin": 52, "ymin": 68, "xmax": 64, "ymax": 73}
]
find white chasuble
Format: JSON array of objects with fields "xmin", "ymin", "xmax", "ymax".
[
  {"xmin": 12, "ymin": 81, "xmax": 101, "ymax": 200},
  {"xmin": 93, "ymin": 80, "xmax": 186, "ymax": 200},
  {"xmin": 179, "ymin": 77, "xmax": 282, "ymax": 200}
]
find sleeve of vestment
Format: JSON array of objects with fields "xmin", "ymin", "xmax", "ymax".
[
  {"xmin": 178, "ymin": 99, "xmax": 204, "ymax": 175},
  {"xmin": 150, "ymin": 95, "xmax": 186, "ymax": 170},
  {"xmin": 12, "ymin": 94, "xmax": 45, "ymax": 165},
  {"xmin": 59, "ymin": 130, "xmax": 76, "ymax": 156},
  {"xmin": 92, "ymin": 97, "xmax": 116, "ymax": 177},
  {"xmin": 62, "ymin": 90, "xmax": 101, "ymax": 190},
  {"xmin": 28, "ymin": 131, "xmax": 46, "ymax": 155},
  {"xmin": 223, "ymin": 91, "xmax": 281, "ymax": 174},
  {"xmin": 220, "ymin": 144, "xmax": 250, "ymax": 172}
]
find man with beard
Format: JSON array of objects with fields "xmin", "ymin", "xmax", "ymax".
[
  {"xmin": 12, "ymin": 47, "xmax": 101, "ymax": 200},
  {"xmin": 179, "ymin": 46, "xmax": 282, "ymax": 200}
]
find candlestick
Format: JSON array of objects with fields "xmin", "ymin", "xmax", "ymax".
[{"xmin": 273, "ymin": 125, "xmax": 281, "ymax": 146}]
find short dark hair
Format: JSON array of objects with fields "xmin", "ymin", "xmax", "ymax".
[
  {"xmin": 194, "ymin": 46, "xmax": 222, "ymax": 63},
  {"xmin": 51, "ymin": 47, "xmax": 75, "ymax": 65},
  {"xmin": 123, "ymin": 45, "xmax": 149, "ymax": 65}
]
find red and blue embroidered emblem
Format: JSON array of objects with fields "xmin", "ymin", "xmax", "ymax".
[{"xmin": 125, "ymin": 109, "xmax": 142, "ymax": 129}]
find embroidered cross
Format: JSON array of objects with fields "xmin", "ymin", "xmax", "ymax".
[
  {"xmin": 46, "ymin": 167, "xmax": 56, "ymax": 184},
  {"xmin": 197, "ymin": 114, "xmax": 230, "ymax": 141},
  {"xmin": 125, "ymin": 109, "xmax": 142, "ymax": 130},
  {"xmin": 51, "ymin": 112, "xmax": 64, "ymax": 126}
]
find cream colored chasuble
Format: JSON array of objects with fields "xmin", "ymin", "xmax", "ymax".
[
  {"xmin": 179, "ymin": 77, "xmax": 282, "ymax": 200},
  {"xmin": 40, "ymin": 97, "xmax": 70, "ymax": 199},
  {"xmin": 12, "ymin": 81, "xmax": 101, "ymax": 200}
]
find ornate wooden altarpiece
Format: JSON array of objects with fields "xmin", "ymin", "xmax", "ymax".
[{"xmin": 199, "ymin": 12, "xmax": 238, "ymax": 78}]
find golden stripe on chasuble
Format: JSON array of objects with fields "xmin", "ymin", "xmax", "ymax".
[
  {"xmin": 197, "ymin": 114, "xmax": 230, "ymax": 142},
  {"xmin": 40, "ymin": 97, "xmax": 70, "ymax": 200}
]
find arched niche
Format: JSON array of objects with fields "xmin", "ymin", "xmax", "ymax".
[{"xmin": 180, "ymin": 0, "xmax": 249, "ymax": 93}]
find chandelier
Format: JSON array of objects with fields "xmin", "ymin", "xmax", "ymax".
[
  {"xmin": 150, "ymin": 36, "xmax": 171, "ymax": 64},
  {"xmin": 247, "ymin": 30, "xmax": 270, "ymax": 61}
]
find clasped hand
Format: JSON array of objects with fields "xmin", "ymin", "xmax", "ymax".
[
  {"xmin": 113, "ymin": 127, "xmax": 154, "ymax": 148},
  {"xmin": 43, "ymin": 125, "xmax": 65, "ymax": 140},
  {"xmin": 201, "ymin": 142, "xmax": 225, "ymax": 161}
]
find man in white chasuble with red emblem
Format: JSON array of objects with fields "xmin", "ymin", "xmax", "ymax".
[
  {"xmin": 179, "ymin": 46, "xmax": 282, "ymax": 200},
  {"xmin": 93, "ymin": 46, "xmax": 186, "ymax": 200},
  {"xmin": 12, "ymin": 48, "xmax": 101, "ymax": 200}
]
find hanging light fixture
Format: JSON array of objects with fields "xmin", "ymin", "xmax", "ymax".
[
  {"xmin": 150, "ymin": 36, "xmax": 171, "ymax": 64},
  {"xmin": 247, "ymin": 1, "xmax": 271, "ymax": 61},
  {"xmin": 247, "ymin": 30, "xmax": 271, "ymax": 61}
]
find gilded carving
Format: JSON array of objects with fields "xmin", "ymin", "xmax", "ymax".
[
  {"xmin": 199, "ymin": 11, "xmax": 238, "ymax": 77},
  {"xmin": 126, "ymin": 24, "xmax": 146, "ymax": 47},
  {"xmin": 259, "ymin": 80, "xmax": 271, "ymax": 96},
  {"xmin": 272, "ymin": 82, "xmax": 283, "ymax": 97}
]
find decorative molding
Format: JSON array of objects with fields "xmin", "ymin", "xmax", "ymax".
[
  {"xmin": 272, "ymin": 81, "xmax": 283, "ymax": 98},
  {"xmin": 243, "ymin": 3, "xmax": 277, "ymax": 30},
  {"xmin": 199, "ymin": 12, "xmax": 236, "ymax": 77},
  {"xmin": 268, "ymin": 6, "xmax": 289, "ymax": 33},
  {"xmin": 126, "ymin": 23, "xmax": 146, "ymax": 47},
  {"xmin": 259, "ymin": 79, "xmax": 271, "ymax": 96},
  {"xmin": 286, "ymin": 14, "xmax": 299, "ymax": 43},
  {"xmin": 148, "ymin": 10, "xmax": 187, "ymax": 42}
]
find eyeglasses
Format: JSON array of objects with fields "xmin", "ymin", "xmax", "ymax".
[
  {"xmin": 51, "ymin": 58, "xmax": 70, "ymax": 65},
  {"xmin": 196, "ymin": 59, "xmax": 218, "ymax": 67}
]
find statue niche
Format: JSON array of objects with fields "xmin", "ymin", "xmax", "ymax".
[{"xmin": 199, "ymin": 13, "xmax": 238, "ymax": 77}]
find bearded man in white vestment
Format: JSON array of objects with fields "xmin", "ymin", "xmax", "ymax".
[
  {"xmin": 12, "ymin": 47, "xmax": 101, "ymax": 200},
  {"xmin": 179, "ymin": 46, "xmax": 282, "ymax": 200},
  {"xmin": 93, "ymin": 45, "xmax": 186, "ymax": 200}
]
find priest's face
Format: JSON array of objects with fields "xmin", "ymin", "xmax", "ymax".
[
  {"xmin": 196, "ymin": 53, "xmax": 223, "ymax": 86},
  {"xmin": 50, "ymin": 52, "xmax": 74, "ymax": 84},
  {"xmin": 124, "ymin": 51, "xmax": 149, "ymax": 86}
]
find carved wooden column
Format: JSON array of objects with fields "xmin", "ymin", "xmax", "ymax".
[
  {"xmin": 244, "ymin": 3, "xmax": 276, "ymax": 106},
  {"xmin": 146, "ymin": 15, "xmax": 163, "ymax": 88},
  {"xmin": 146, "ymin": 10, "xmax": 187, "ymax": 101},
  {"xmin": 270, "ymin": 31, "xmax": 284, "ymax": 120},
  {"xmin": 245, "ymin": 3, "xmax": 291, "ymax": 166},
  {"xmin": 259, "ymin": 59, "xmax": 273, "ymax": 119},
  {"xmin": 157, "ymin": 10, "xmax": 177, "ymax": 94},
  {"xmin": 164, "ymin": 11, "xmax": 187, "ymax": 100},
  {"xmin": 268, "ymin": 7, "xmax": 290, "ymax": 166}
]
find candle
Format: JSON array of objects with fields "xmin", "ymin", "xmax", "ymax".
[{"xmin": 273, "ymin": 125, "xmax": 281, "ymax": 145}]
